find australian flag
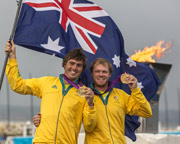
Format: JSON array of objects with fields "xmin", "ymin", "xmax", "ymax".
[{"xmin": 13, "ymin": 0, "xmax": 160, "ymax": 141}]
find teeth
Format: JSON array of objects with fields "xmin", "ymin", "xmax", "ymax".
[
  {"xmin": 71, "ymin": 71, "xmax": 76, "ymax": 74},
  {"xmin": 98, "ymin": 78, "xmax": 104, "ymax": 80}
]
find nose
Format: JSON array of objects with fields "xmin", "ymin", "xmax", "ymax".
[
  {"xmin": 72, "ymin": 64, "xmax": 77, "ymax": 70},
  {"xmin": 98, "ymin": 71, "xmax": 104, "ymax": 76}
]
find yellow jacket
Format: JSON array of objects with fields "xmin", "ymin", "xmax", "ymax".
[
  {"xmin": 85, "ymin": 85, "xmax": 152, "ymax": 144},
  {"xmin": 6, "ymin": 59, "xmax": 96, "ymax": 144}
]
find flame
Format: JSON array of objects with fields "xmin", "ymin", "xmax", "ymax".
[{"xmin": 130, "ymin": 40, "xmax": 171, "ymax": 63}]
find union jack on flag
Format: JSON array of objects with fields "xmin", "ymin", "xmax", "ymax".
[
  {"xmin": 15, "ymin": 0, "xmax": 108, "ymax": 55},
  {"xmin": 13, "ymin": 0, "xmax": 160, "ymax": 141}
]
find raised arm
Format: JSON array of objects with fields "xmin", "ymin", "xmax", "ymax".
[
  {"xmin": 125, "ymin": 74, "xmax": 152, "ymax": 118},
  {"xmin": 5, "ymin": 40, "xmax": 42, "ymax": 97}
]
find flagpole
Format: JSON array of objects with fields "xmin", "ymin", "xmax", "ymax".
[
  {"xmin": 6, "ymin": 77, "xmax": 10, "ymax": 128},
  {"xmin": 29, "ymin": 73, "xmax": 34, "ymax": 123},
  {"xmin": 0, "ymin": 0, "xmax": 23, "ymax": 91}
]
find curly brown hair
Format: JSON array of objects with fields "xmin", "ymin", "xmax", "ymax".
[{"xmin": 62, "ymin": 48, "xmax": 87, "ymax": 71}]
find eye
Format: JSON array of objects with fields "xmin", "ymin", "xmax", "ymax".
[
  {"xmin": 77, "ymin": 64, "xmax": 83, "ymax": 68},
  {"xmin": 103, "ymin": 71, "xmax": 108, "ymax": 74},
  {"xmin": 69, "ymin": 62, "xmax": 75, "ymax": 65},
  {"xmin": 94, "ymin": 70, "xmax": 100, "ymax": 73}
]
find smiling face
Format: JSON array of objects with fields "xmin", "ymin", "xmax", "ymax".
[
  {"xmin": 64, "ymin": 59, "xmax": 83, "ymax": 81},
  {"xmin": 92, "ymin": 63, "xmax": 111, "ymax": 91}
]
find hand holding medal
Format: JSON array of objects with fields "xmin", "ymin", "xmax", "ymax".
[
  {"xmin": 77, "ymin": 86, "xmax": 86, "ymax": 97},
  {"xmin": 63, "ymin": 74, "xmax": 94, "ymax": 106},
  {"xmin": 120, "ymin": 72, "xmax": 129, "ymax": 84},
  {"xmin": 78, "ymin": 86, "xmax": 94, "ymax": 107},
  {"xmin": 120, "ymin": 73, "xmax": 138, "ymax": 89}
]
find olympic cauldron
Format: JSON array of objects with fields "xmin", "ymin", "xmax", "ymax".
[{"xmin": 136, "ymin": 62, "xmax": 172, "ymax": 133}]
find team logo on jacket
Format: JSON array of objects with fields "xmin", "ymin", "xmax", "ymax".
[
  {"xmin": 51, "ymin": 85, "xmax": 58, "ymax": 89},
  {"xmin": 114, "ymin": 96, "xmax": 119, "ymax": 99},
  {"xmin": 114, "ymin": 96, "xmax": 120, "ymax": 103}
]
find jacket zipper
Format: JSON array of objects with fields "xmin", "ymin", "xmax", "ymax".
[
  {"xmin": 54, "ymin": 92, "xmax": 65, "ymax": 144},
  {"xmin": 104, "ymin": 100, "xmax": 114, "ymax": 144}
]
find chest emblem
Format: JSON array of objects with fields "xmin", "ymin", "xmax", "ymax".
[
  {"xmin": 114, "ymin": 96, "xmax": 120, "ymax": 103},
  {"xmin": 114, "ymin": 96, "xmax": 119, "ymax": 100},
  {"xmin": 51, "ymin": 85, "xmax": 57, "ymax": 89}
]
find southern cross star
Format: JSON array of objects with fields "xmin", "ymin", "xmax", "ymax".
[
  {"xmin": 112, "ymin": 54, "xmax": 120, "ymax": 68},
  {"xmin": 126, "ymin": 57, "xmax": 136, "ymax": 67},
  {"xmin": 137, "ymin": 82, "xmax": 144, "ymax": 89}
]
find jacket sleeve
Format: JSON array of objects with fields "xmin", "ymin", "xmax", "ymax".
[
  {"xmin": 6, "ymin": 59, "xmax": 42, "ymax": 98},
  {"xmin": 125, "ymin": 87, "xmax": 152, "ymax": 118},
  {"xmin": 82, "ymin": 102, "xmax": 96, "ymax": 132}
]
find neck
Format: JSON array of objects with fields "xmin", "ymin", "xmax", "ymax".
[
  {"xmin": 94, "ymin": 85, "xmax": 108, "ymax": 92},
  {"xmin": 63, "ymin": 74, "xmax": 77, "ymax": 85},
  {"xmin": 64, "ymin": 80, "xmax": 70, "ymax": 85}
]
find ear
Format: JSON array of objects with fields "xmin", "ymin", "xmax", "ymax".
[
  {"xmin": 109, "ymin": 73, "xmax": 112, "ymax": 78},
  {"xmin": 63, "ymin": 63, "xmax": 66, "ymax": 68}
]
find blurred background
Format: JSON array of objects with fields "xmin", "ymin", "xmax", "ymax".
[{"xmin": 0, "ymin": 0, "xmax": 180, "ymax": 140}]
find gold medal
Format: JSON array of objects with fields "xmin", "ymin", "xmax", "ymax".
[
  {"xmin": 77, "ymin": 87, "xmax": 86, "ymax": 97},
  {"xmin": 120, "ymin": 72, "xmax": 129, "ymax": 84}
]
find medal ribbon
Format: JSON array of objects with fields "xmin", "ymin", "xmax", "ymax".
[
  {"xmin": 63, "ymin": 74, "xmax": 83, "ymax": 89},
  {"xmin": 93, "ymin": 75, "xmax": 121, "ymax": 96}
]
